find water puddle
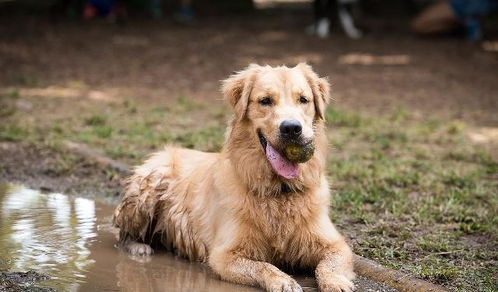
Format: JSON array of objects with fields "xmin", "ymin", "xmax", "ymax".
[{"xmin": 0, "ymin": 183, "xmax": 264, "ymax": 292}]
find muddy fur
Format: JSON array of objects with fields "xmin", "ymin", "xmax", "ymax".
[{"xmin": 113, "ymin": 63, "xmax": 355, "ymax": 292}]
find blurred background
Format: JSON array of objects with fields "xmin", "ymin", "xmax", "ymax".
[{"xmin": 0, "ymin": 1, "xmax": 497, "ymax": 291}]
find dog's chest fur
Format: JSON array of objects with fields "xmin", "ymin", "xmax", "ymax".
[{"xmin": 235, "ymin": 191, "xmax": 325, "ymax": 267}]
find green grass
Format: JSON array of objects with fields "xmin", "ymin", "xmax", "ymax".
[
  {"xmin": 0, "ymin": 93, "xmax": 496, "ymax": 291},
  {"xmin": 0, "ymin": 125, "xmax": 30, "ymax": 142},
  {"xmin": 325, "ymin": 108, "xmax": 497, "ymax": 291}
]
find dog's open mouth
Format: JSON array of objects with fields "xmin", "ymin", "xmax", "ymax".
[{"xmin": 257, "ymin": 131, "xmax": 299, "ymax": 180}]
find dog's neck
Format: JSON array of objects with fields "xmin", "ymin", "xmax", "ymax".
[{"xmin": 223, "ymin": 119, "xmax": 328, "ymax": 197}]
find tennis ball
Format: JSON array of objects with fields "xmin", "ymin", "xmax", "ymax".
[{"xmin": 284, "ymin": 143, "xmax": 315, "ymax": 163}]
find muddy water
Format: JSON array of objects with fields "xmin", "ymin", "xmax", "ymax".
[
  {"xmin": 0, "ymin": 184, "xmax": 265, "ymax": 291},
  {"xmin": 0, "ymin": 184, "xmax": 309, "ymax": 292},
  {"xmin": 0, "ymin": 184, "xmax": 397, "ymax": 292}
]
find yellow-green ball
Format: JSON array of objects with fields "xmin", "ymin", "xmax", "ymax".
[{"xmin": 284, "ymin": 144, "xmax": 315, "ymax": 163}]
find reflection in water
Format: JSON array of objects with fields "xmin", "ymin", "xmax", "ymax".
[
  {"xmin": 0, "ymin": 185, "xmax": 96, "ymax": 291},
  {"xmin": 0, "ymin": 184, "xmax": 263, "ymax": 292},
  {"xmin": 112, "ymin": 252, "xmax": 259, "ymax": 292}
]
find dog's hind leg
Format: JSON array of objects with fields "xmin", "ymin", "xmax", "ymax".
[{"xmin": 113, "ymin": 169, "xmax": 171, "ymax": 255}]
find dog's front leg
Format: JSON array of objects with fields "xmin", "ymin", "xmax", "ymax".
[
  {"xmin": 209, "ymin": 251, "xmax": 302, "ymax": 292},
  {"xmin": 315, "ymin": 241, "xmax": 355, "ymax": 292}
]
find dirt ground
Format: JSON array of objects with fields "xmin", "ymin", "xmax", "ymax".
[
  {"xmin": 0, "ymin": 8, "xmax": 497, "ymax": 124},
  {"xmin": 0, "ymin": 142, "xmax": 122, "ymax": 196},
  {"xmin": 1, "ymin": 5, "xmax": 497, "ymax": 292}
]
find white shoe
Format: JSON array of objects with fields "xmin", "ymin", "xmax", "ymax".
[
  {"xmin": 339, "ymin": 8, "xmax": 362, "ymax": 39},
  {"xmin": 316, "ymin": 18, "xmax": 330, "ymax": 39}
]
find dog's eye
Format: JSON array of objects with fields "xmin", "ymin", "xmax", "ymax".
[
  {"xmin": 259, "ymin": 97, "xmax": 273, "ymax": 106},
  {"xmin": 299, "ymin": 96, "xmax": 309, "ymax": 104}
]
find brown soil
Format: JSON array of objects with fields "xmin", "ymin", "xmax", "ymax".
[
  {"xmin": 0, "ymin": 142, "xmax": 122, "ymax": 197},
  {"xmin": 0, "ymin": 10, "xmax": 497, "ymax": 125}
]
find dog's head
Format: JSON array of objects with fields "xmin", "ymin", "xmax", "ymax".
[{"xmin": 222, "ymin": 63, "xmax": 330, "ymax": 180}]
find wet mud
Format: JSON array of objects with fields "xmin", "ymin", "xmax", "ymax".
[{"xmin": 0, "ymin": 270, "xmax": 54, "ymax": 292}]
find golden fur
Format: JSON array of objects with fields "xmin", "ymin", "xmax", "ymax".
[{"xmin": 113, "ymin": 63, "xmax": 355, "ymax": 292}]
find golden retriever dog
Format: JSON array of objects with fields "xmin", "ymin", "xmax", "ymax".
[{"xmin": 113, "ymin": 63, "xmax": 355, "ymax": 292}]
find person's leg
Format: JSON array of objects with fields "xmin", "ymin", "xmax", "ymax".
[
  {"xmin": 338, "ymin": 0, "xmax": 362, "ymax": 39},
  {"xmin": 314, "ymin": 0, "xmax": 330, "ymax": 20},
  {"xmin": 175, "ymin": 0, "xmax": 194, "ymax": 22},
  {"xmin": 314, "ymin": 0, "xmax": 333, "ymax": 38},
  {"xmin": 149, "ymin": 0, "xmax": 162, "ymax": 18},
  {"xmin": 451, "ymin": 0, "xmax": 498, "ymax": 41}
]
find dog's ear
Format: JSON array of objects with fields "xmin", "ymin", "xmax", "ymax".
[
  {"xmin": 222, "ymin": 64, "xmax": 260, "ymax": 121},
  {"xmin": 297, "ymin": 63, "xmax": 330, "ymax": 120}
]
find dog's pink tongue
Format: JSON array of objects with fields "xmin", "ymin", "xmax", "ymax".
[{"xmin": 265, "ymin": 144, "xmax": 299, "ymax": 179}]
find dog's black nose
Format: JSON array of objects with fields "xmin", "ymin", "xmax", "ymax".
[{"xmin": 280, "ymin": 120, "xmax": 302, "ymax": 138}]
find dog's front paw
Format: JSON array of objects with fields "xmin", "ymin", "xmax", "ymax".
[
  {"xmin": 266, "ymin": 276, "xmax": 303, "ymax": 292},
  {"xmin": 318, "ymin": 274, "xmax": 354, "ymax": 292},
  {"xmin": 124, "ymin": 241, "xmax": 154, "ymax": 256}
]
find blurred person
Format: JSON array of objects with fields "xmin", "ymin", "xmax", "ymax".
[
  {"xmin": 149, "ymin": 0, "xmax": 162, "ymax": 18},
  {"xmin": 308, "ymin": 0, "xmax": 363, "ymax": 39},
  {"xmin": 174, "ymin": 0, "xmax": 194, "ymax": 22},
  {"xmin": 412, "ymin": 0, "xmax": 498, "ymax": 41},
  {"xmin": 148, "ymin": 0, "xmax": 193, "ymax": 21},
  {"xmin": 82, "ymin": 0, "xmax": 127, "ymax": 21}
]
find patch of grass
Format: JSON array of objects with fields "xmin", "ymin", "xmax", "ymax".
[
  {"xmin": 174, "ymin": 126, "xmax": 225, "ymax": 152},
  {"xmin": 415, "ymin": 264, "xmax": 459, "ymax": 284},
  {"xmin": 93, "ymin": 125, "xmax": 113, "ymax": 138},
  {"xmin": 85, "ymin": 114, "xmax": 107, "ymax": 126},
  {"xmin": 325, "ymin": 108, "xmax": 368, "ymax": 128},
  {"xmin": 122, "ymin": 98, "xmax": 138, "ymax": 114},
  {"xmin": 326, "ymin": 109, "xmax": 497, "ymax": 291},
  {"xmin": 6, "ymin": 89, "xmax": 20, "ymax": 99},
  {"xmin": 105, "ymin": 144, "xmax": 136, "ymax": 160},
  {"xmin": 0, "ymin": 90, "xmax": 21, "ymax": 118},
  {"xmin": 389, "ymin": 107, "xmax": 412, "ymax": 122},
  {"xmin": 175, "ymin": 94, "xmax": 204, "ymax": 112},
  {"xmin": 0, "ymin": 125, "xmax": 29, "ymax": 142},
  {"xmin": 417, "ymin": 235, "xmax": 451, "ymax": 253},
  {"xmin": 442, "ymin": 172, "xmax": 476, "ymax": 189},
  {"xmin": 13, "ymin": 75, "xmax": 39, "ymax": 86}
]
